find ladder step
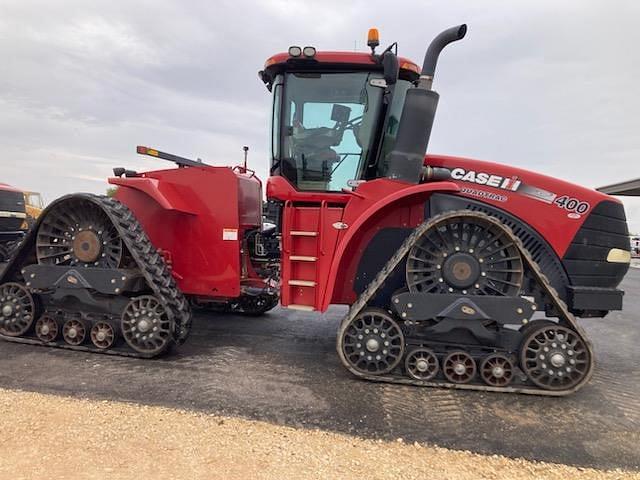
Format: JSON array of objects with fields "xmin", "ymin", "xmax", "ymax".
[
  {"xmin": 289, "ymin": 280, "xmax": 317, "ymax": 287},
  {"xmin": 290, "ymin": 255, "xmax": 317, "ymax": 262},
  {"xmin": 288, "ymin": 304, "xmax": 316, "ymax": 312},
  {"xmin": 290, "ymin": 231, "xmax": 318, "ymax": 237}
]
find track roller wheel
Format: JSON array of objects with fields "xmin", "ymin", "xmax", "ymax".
[
  {"xmin": 0, "ymin": 282, "xmax": 37, "ymax": 337},
  {"xmin": 90, "ymin": 321, "xmax": 116, "ymax": 349},
  {"xmin": 405, "ymin": 348, "xmax": 439, "ymax": 381},
  {"xmin": 443, "ymin": 351, "xmax": 476, "ymax": 384},
  {"xmin": 339, "ymin": 308, "xmax": 405, "ymax": 375},
  {"xmin": 35, "ymin": 315, "xmax": 58, "ymax": 342},
  {"xmin": 520, "ymin": 323, "xmax": 591, "ymax": 391},
  {"xmin": 121, "ymin": 295, "xmax": 172, "ymax": 355},
  {"xmin": 62, "ymin": 319, "xmax": 87, "ymax": 345},
  {"xmin": 480, "ymin": 354, "xmax": 514, "ymax": 387}
]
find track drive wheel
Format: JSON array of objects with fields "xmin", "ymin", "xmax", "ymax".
[
  {"xmin": 339, "ymin": 308, "xmax": 405, "ymax": 375},
  {"xmin": 520, "ymin": 323, "xmax": 591, "ymax": 391},
  {"xmin": 406, "ymin": 213, "xmax": 524, "ymax": 296},
  {"xmin": 405, "ymin": 348, "xmax": 439, "ymax": 380},
  {"xmin": 121, "ymin": 295, "xmax": 172, "ymax": 355},
  {"xmin": 36, "ymin": 197, "xmax": 123, "ymax": 268},
  {"xmin": 0, "ymin": 282, "xmax": 37, "ymax": 337},
  {"xmin": 443, "ymin": 351, "xmax": 476, "ymax": 384}
]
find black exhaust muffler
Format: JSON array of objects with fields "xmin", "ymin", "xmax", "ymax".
[{"xmin": 385, "ymin": 24, "xmax": 467, "ymax": 184}]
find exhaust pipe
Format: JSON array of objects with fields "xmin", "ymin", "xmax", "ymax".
[
  {"xmin": 384, "ymin": 25, "xmax": 467, "ymax": 184},
  {"xmin": 420, "ymin": 24, "xmax": 467, "ymax": 90}
]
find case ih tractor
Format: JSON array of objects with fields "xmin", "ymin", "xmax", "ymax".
[{"xmin": 0, "ymin": 25, "xmax": 631, "ymax": 395}]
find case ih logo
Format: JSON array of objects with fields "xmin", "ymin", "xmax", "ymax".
[{"xmin": 450, "ymin": 168, "xmax": 522, "ymax": 191}]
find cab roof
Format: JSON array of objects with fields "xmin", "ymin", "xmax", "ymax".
[{"xmin": 262, "ymin": 51, "xmax": 420, "ymax": 84}]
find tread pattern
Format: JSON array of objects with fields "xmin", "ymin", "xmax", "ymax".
[
  {"xmin": 0, "ymin": 194, "xmax": 192, "ymax": 358},
  {"xmin": 336, "ymin": 210, "xmax": 595, "ymax": 396}
]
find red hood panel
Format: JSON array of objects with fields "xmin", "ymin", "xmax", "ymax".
[{"xmin": 426, "ymin": 154, "xmax": 621, "ymax": 257}]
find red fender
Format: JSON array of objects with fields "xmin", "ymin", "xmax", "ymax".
[
  {"xmin": 320, "ymin": 181, "xmax": 460, "ymax": 311},
  {"xmin": 109, "ymin": 177, "xmax": 198, "ymax": 215}
]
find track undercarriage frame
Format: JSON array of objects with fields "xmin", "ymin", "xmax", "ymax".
[{"xmin": 336, "ymin": 210, "xmax": 594, "ymax": 396}]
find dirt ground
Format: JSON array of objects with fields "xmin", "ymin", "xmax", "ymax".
[{"xmin": 0, "ymin": 389, "xmax": 636, "ymax": 480}]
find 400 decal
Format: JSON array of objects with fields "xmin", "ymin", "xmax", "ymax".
[{"xmin": 553, "ymin": 195, "xmax": 590, "ymax": 217}]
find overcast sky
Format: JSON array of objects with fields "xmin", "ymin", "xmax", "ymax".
[{"xmin": 1, "ymin": 0, "xmax": 639, "ymax": 231}]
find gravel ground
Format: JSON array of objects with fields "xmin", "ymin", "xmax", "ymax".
[{"xmin": 0, "ymin": 389, "xmax": 636, "ymax": 480}]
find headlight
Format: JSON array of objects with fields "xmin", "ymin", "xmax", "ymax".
[
  {"xmin": 606, "ymin": 248, "xmax": 631, "ymax": 263},
  {"xmin": 302, "ymin": 46, "xmax": 316, "ymax": 58},
  {"xmin": 288, "ymin": 46, "xmax": 302, "ymax": 57}
]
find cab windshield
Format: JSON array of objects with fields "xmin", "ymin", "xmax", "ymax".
[{"xmin": 272, "ymin": 72, "xmax": 384, "ymax": 191}]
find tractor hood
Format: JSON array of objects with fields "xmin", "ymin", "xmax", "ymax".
[{"xmin": 425, "ymin": 153, "xmax": 624, "ymax": 258}]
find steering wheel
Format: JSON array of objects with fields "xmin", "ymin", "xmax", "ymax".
[{"xmin": 335, "ymin": 115, "xmax": 363, "ymax": 131}]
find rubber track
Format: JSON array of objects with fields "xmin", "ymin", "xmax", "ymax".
[
  {"xmin": 0, "ymin": 194, "xmax": 192, "ymax": 358},
  {"xmin": 336, "ymin": 210, "xmax": 595, "ymax": 396}
]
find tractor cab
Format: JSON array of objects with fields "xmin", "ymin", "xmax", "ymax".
[{"xmin": 260, "ymin": 42, "xmax": 421, "ymax": 192}]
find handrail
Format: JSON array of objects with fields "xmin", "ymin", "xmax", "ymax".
[
  {"xmin": 283, "ymin": 200, "xmax": 293, "ymax": 254},
  {"xmin": 318, "ymin": 200, "xmax": 327, "ymax": 256}
]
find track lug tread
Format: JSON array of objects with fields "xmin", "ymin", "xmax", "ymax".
[
  {"xmin": 0, "ymin": 193, "xmax": 193, "ymax": 357},
  {"xmin": 336, "ymin": 209, "xmax": 595, "ymax": 396}
]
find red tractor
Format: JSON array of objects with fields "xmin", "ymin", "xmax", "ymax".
[{"xmin": 0, "ymin": 25, "xmax": 631, "ymax": 395}]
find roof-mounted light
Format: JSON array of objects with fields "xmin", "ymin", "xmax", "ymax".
[
  {"xmin": 302, "ymin": 46, "xmax": 316, "ymax": 58},
  {"xmin": 288, "ymin": 46, "xmax": 302, "ymax": 57},
  {"xmin": 367, "ymin": 28, "xmax": 379, "ymax": 53}
]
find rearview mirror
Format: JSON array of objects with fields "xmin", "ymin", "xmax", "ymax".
[
  {"xmin": 382, "ymin": 51, "xmax": 399, "ymax": 86},
  {"xmin": 331, "ymin": 104, "xmax": 351, "ymax": 123}
]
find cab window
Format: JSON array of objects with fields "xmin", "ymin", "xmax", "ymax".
[{"xmin": 274, "ymin": 72, "xmax": 383, "ymax": 191}]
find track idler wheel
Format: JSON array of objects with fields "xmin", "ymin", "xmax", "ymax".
[
  {"xmin": 62, "ymin": 319, "xmax": 87, "ymax": 345},
  {"xmin": 90, "ymin": 321, "xmax": 116, "ymax": 349},
  {"xmin": 405, "ymin": 348, "xmax": 439, "ymax": 381},
  {"xmin": 35, "ymin": 315, "xmax": 58, "ymax": 342},
  {"xmin": 520, "ymin": 323, "xmax": 591, "ymax": 391},
  {"xmin": 0, "ymin": 283, "xmax": 37, "ymax": 337},
  {"xmin": 121, "ymin": 295, "xmax": 172, "ymax": 355},
  {"xmin": 443, "ymin": 351, "xmax": 476, "ymax": 384},
  {"xmin": 480, "ymin": 354, "xmax": 514, "ymax": 387},
  {"xmin": 340, "ymin": 308, "xmax": 405, "ymax": 375}
]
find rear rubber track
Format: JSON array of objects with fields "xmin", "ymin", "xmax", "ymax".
[
  {"xmin": 0, "ymin": 194, "xmax": 192, "ymax": 358},
  {"xmin": 336, "ymin": 210, "xmax": 595, "ymax": 396}
]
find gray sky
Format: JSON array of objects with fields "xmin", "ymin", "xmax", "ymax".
[{"xmin": 1, "ymin": 0, "xmax": 639, "ymax": 231}]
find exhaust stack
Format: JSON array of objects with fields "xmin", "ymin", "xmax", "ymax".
[
  {"xmin": 420, "ymin": 24, "xmax": 467, "ymax": 90},
  {"xmin": 385, "ymin": 24, "xmax": 467, "ymax": 184}
]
